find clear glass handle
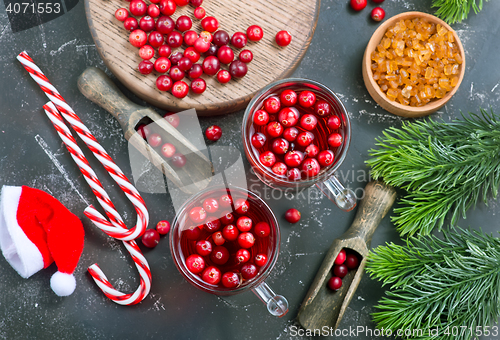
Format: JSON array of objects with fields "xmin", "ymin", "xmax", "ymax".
[
  {"xmin": 316, "ymin": 175, "xmax": 357, "ymax": 212},
  {"xmin": 251, "ymin": 281, "xmax": 288, "ymax": 317}
]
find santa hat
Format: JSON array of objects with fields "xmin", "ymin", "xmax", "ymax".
[{"xmin": 0, "ymin": 185, "xmax": 84, "ymax": 296}]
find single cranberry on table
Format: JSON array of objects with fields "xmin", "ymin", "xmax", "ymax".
[
  {"xmin": 176, "ymin": 15, "xmax": 192, "ymax": 32},
  {"xmin": 205, "ymin": 125, "xmax": 222, "ymax": 141},
  {"xmin": 188, "ymin": 64, "xmax": 203, "ymax": 79},
  {"xmin": 231, "ymin": 32, "xmax": 247, "ymax": 49},
  {"xmin": 283, "ymin": 127, "xmax": 299, "ymax": 142},
  {"xmin": 156, "ymin": 16, "xmax": 175, "ymax": 34},
  {"xmin": 287, "ymin": 167, "xmax": 301, "ymax": 181},
  {"xmin": 335, "ymin": 249, "xmax": 346, "ymax": 265},
  {"xmin": 296, "ymin": 131, "xmax": 315, "ymax": 147},
  {"xmin": 247, "ymin": 25, "xmax": 263, "ymax": 41},
  {"xmin": 350, "ymin": 0, "xmax": 367, "ymax": 11},
  {"xmin": 284, "ymin": 208, "xmax": 301, "ymax": 223},
  {"xmin": 220, "ymin": 211, "xmax": 234, "ymax": 225},
  {"xmin": 212, "ymin": 231, "xmax": 225, "ymax": 245},
  {"xmin": 300, "ymin": 114, "xmax": 318, "ymax": 131},
  {"xmin": 138, "ymin": 60, "xmax": 154, "ymax": 75},
  {"xmin": 129, "ymin": 0, "xmax": 147, "ymax": 16},
  {"xmin": 229, "ymin": 60, "xmax": 248, "ymax": 78},
  {"xmin": 148, "ymin": 31, "xmax": 164, "ymax": 48},
  {"xmin": 154, "ymin": 57, "xmax": 171, "ymax": 73},
  {"xmin": 259, "ymin": 151, "xmax": 276, "ymax": 167},
  {"xmin": 201, "ymin": 16, "xmax": 219, "ymax": 33},
  {"xmin": 315, "ymin": 100, "xmax": 331, "ymax": 117},
  {"xmin": 202, "ymin": 266, "xmax": 221, "ymax": 285},
  {"xmin": 123, "ymin": 17, "xmax": 139, "ymax": 31},
  {"xmin": 299, "ymin": 90, "xmax": 316, "ymax": 108},
  {"xmin": 194, "ymin": 6, "xmax": 206, "ymax": 19},
  {"xmin": 183, "ymin": 30, "xmax": 198, "ymax": 46},
  {"xmin": 217, "ymin": 69, "xmax": 232, "ymax": 84},
  {"xmin": 211, "ymin": 246, "xmax": 230, "ymax": 265},
  {"xmin": 327, "ymin": 276, "xmax": 342, "ymax": 291},
  {"xmin": 164, "ymin": 112, "xmax": 180, "ymax": 128},
  {"xmin": 171, "ymin": 153, "xmax": 187, "ymax": 167},
  {"xmin": 166, "ymin": 31, "xmax": 183, "ymax": 48},
  {"xmin": 275, "ymin": 30, "xmax": 292, "ymax": 47},
  {"xmin": 158, "ymin": 44, "xmax": 172, "ymax": 58},
  {"xmin": 194, "ymin": 37, "xmax": 211, "ymax": 53},
  {"xmin": 196, "ymin": 240, "xmax": 212, "ymax": 256},
  {"xmin": 254, "ymin": 222, "xmax": 271, "ymax": 237},
  {"xmin": 169, "ymin": 66, "xmax": 185, "ymax": 81},
  {"xmin": 255, "ymin": 254, "xmax": 268, "ymax": 267},
  {"xmin": 328, "ymin": 133, "xmax": 343, "ymax": 148},
  {"xmin": 184, "ymin": 47, "xmax": 201, "ymax": 63},
  {"xmin": 305, "ymin": 144, "xmax": 319, "ymax": 158},
  {"xmin": 266, "ymin": 121, "xmax": 284, "ymax": 138},
  {"xmin": 236, "ymin": 216, "xmax": 252, "ymax": 232},
  {"xmin": 205, "ymin": 44, "xmax": 218, "ymax": 57},
  {"xmin": 191, "ymin": 78, "xmax": 207, "ymax": 94},
  {"xmin": 170, "ymin": 51, "xmax": 183, "ymax": 65},
  {"xmin": 147, "ymin": 3, "xmax": 160, "ymax": 17},
  {"xmin": 222, "ymin": 224, "xmax": 239, "ymax": 241},
  {"xmin": 156, "ymin": 220, "xmax": 171, "ymax": 234},
  {"xmin": 115, "ymin": 8, "xmax": 129, "ymax": 21},
  {"xmin": 346, "ymin": 254, "xmax": 360, "ymax": 269},
  {"xmin": 327, "ymin": 115, "xmax": 341, "ymax": 130},
  {"xmin": 184, "ymin": 225, "xmax": 202, "ymax": 240},
  {"xmin": 236, "ymin": 248, "xmax": 250, "ymax": 263},
  {"xmin": 213, "ymin": 30, "xmax": 230, "ymax": 46},
  {"xmin": 147, "ymin": 133, "xmax": 162, "ymax": 147},
  {"xmin": 141, "ymin": 229, "xmax": 160, "ymax": 248},
  {"xmin": 278, "ymin": 107, "xmax": 300, "ymax": 127},
  {"xmin": 284, "ymin": 150, "xmax": 304, "ymax": 167},
  {"xmin": 129, "ymin": 29, "xmax": 147, "ymax": 48},
  {"xmin": 239, "ymin": 50, "xmax": 253, "ymax": 63},
  {"xmin": 333, "ymin": 264, "xmax": 348, "ymax": 278},
  {"xmin": 271, "ymin": 162, "xmax": 287, "ymax": 176},
  {"xmin": 222, "ymin": 272, "xmax": 240, "ymax": 288},
  {"xmin": 253, "ymin": 110, "xmax": 270, "ymax": 126},
  {"xmin": 251, "ymin": 132, "xmax": 266, "ymax": 148},
  {"xmin": 161, "ymin": 142, "xmax": 176, "ymax": 158},
  {"xmin": 371, "ymin": 7, "xmax": 385, "ymax": 22},
  {"xmin": 280, "ymin": 89, "xmax": 298, "ymax": 106},
  {"xmin": 317, "ymin": 150, "xmax": 335, "ymax": 167},
  {"xmin": 234, "ymin": 198, "xmax": 250, "ymax": 214},
  {"xmin": 178, "ymin": 57, "xmax": 193, "ymax": 71},
  {"xmin": 174, "ymin": 0, "xmax": 189, "ymax": 6},
  {"xmin": 217, "ymin": 46, "xmax": 234, "ymax": 64},
  {"xmin": 264, "ymin": 96, "xmax": 281, "ymax": 114},
  {"xmin": 186, "ymin": 254, "xmax": 205, "ymax": 274},
  {"xmin": 139, "ymin": 16, "xmax": 155, "ymax": 32},
  {"xmin": 241, "ymin": 263, "xmax": 258, "ymax": 280}
]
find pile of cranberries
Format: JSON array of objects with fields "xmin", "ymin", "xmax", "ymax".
[
  {"xmin": 181, "ymin": 193, "xmax": 273, "ymax": 288},
  {"xmin": 327, "ymin": 248, "xmax": 360, "ymax": 291},
  {"xmin": 250, "ymin": 88, "xmax": 344, "ymax": 180},
  {"xmin": 114, "ymin": 0, "xmax": 292, "ymax": 98}
]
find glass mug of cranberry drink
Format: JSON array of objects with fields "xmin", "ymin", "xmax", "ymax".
[
  {"xmin": 170, "ymin": 186, "xmax": 289, "ymax": 317},
  {"xmin": 242, "ymin": 79, "xmax": 357, "ymax": 211}
]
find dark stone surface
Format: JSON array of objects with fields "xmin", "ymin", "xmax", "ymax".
[{"xmin": 0, "ymin": 0, "xmax": 499, "ymax": 339}]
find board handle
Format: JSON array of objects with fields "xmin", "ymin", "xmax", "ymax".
[{"xmin": 77, "ymin": 67, "xmax": 144, "ymax": 133}]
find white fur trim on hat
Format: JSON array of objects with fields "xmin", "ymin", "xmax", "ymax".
[
  {"xmin": 0, "ymin": 186, "xmax": 44, "ymax": 278},
  {"xmin": 50, "ymin": 271, "xmax": 76, "ymax": 296}
]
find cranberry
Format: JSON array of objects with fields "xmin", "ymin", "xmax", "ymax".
[
  {"xmin": 318, "ymin": 150, "xmax": 335, "ymax": 167},
  {"xmin": 184, "ymin": 225, "xmax": 202, "ymax": 240},
  {"xmin": 217, "ymin": 46, "xmax": 234, "ymax": 64},
  {"xmin": 194, "ymin": 37, "xmax": 210, "ymax": 53},
  {"xmin": 129, "ymin": 0, "xmax": 147, "ymax": 16},
  {"xmin": 246, "ymin": 25, "xmax": 263, "ymax": 41},
  {"xmin": 280, "ymin": 89, "xmax": 297, "ymax": 106},
  {"xmin": 156, "ymin": 220, "xmax": 171, "ymax": 234},
  {"xmin": 333, "ymin": 264, "xmax": 348, "ymax": 278},
  {"xmin": 328, "ymin": 133, "xmax": 343, "ymax": 148},
  {"xmin": 284, "ymin": 208, "xmax": 301, "ymax": 223},
  {"xmin": 147, "ymin": 133, "xmax": 162, "ymax": 147},
  {"xmin": 203, "ymin": 198, "xmax": 218, "ymax": 213},
  {"xmin": 184, "ymin": 48, "xmax": 201, "ymax": 64},
  {"xmin": 284, "ymin": 150, "xmax": 304, "ymax": 167},
  {"xmin": 296, "ymin": 131, "xmax": 314, "ymax": 147},
  {"xmin": 169, "ymin": 66, "xmax": 185, "ymax": 81},
  {"xmin": 147, "ymin": 4, "xmax": 160, "ymax": 17},
  {"xmin": 141, "ymin": 229, "xmax": 160, "ymax": 248},
  {"xmin": 174, "ymin": 0, "xmax": 189, "ymax": 5},
  {"xmin": 253, "ymin": 110, "xmax": 269, "ymax": 126},
  {"xmin": 196, "ymin": 240, "xmax": 212, "ymax": 256},
  {"xmin": 175, "ymin": 15, "xmax": 192, "ymax": 32},
  {"xmin": 213, "ymin": 30, "xmax": 230, "ymax": 46},
  {"xmin": 305, "ymin": 144, "xmax": 319, "ymax": 158},
  {"xmin": 300, "ymin": 114, "xmax": 318, "ymax": 130},
  {"xmin": 210, "ymin": 246, "xmax": 229, "ymax": 265},
  {"xmin": 264, "ymin": 96, "xmax": 281, "ymax": 114},
  {"xmin": 254, "ymin": 222, "xmax": 270, "ymax": 237},
  {"xmin": 189, "ymin": 206, "xmax": 206, "ymax": 223},
  {"xmin": 186, "ymin": 254, "xmax": 205, "ymax": 274},
  {"xmin": 275, "ymin": 30, "xmax": 292, "ymax": 47},
  {"xmin": 212, "ymin": 231, "xmax": 224, "ymax": 246},
  {"xmin": 278, "ymin": 107, "xmax": 300, "ymax": 127},
  {"xmin": 229, "ymin": 60, "xmax": 247, "ymax": 78},
  {"xmin": 335, "ymin": 249, "xmax": 346, "ymax": 265},
  {"xmin": 138, "ymin": 60, "xmax": 154, "ymax": 74},
  {"xmin": 234, "ymin": 198, "xmax": 250, "ymax": 214},
  {"xmin": 230, "ymin": 32, "xmax": 247, "ymax": 49},
  {"xmin": 178, "ymin": 57, "xmax": 193, "ymax": 71},
  {"xmin": 351, "ymin": 0, "xmax": 367, "ymax": 11},
  {"xmin": 220, "ymin": 211, "xmax": 234, "ymax": 225},
  {"xmin": 221, "ymin": 272, "xmax": 240, "ymax": 288},
  {"xmin": 239, "ymin": 50, "xmax": 253, "ymax": 63},
  {"xmin": 315, "ymin": 100, "xmax": 331, "ymax": 117},
  {"xmin": 219, "ymin": 194, "xmax": 233, "ymax": 208},
  {"xmin": 115, "ymin": 8, "xmax": 129, "ymax": 21},
  {"xmin": 251, "ymin": 132, "xmax": 266, "ymax": 148},
  {"xmin": 172, "ymin": 80, "xmax": 189, "ymax": 98},
  {"xmin": 158, "ymin": 0, "xmax": 175, "ymax": 12},
  {"xmin": 171, "ymin": 153, "xmax": 187, "ymax": 167},
  {"xmin": 200, "ymin": 31, "xmax": 213, "ymax": 42},
  {"xmin": 346, "ymin": 254, "xmax": 360, "ymax": 269},
  {"xmin": 327, "ymin": 115, "xmax": 341, "ymax": 130},
  {"xmin": 183, "ymin": 30, "xmax": 198, "ymax": 46},
  {"xmin": 148, "ymin": 31, "xmax": 164, "ymax": 47},
  {"xmin": 272, "ymin": 138, "xmax": 289, "ymax": 155},
  {"xmin": 154, "ymin": 57, "xmax": 170, "ymax": 73},
  {"xmin": 166, "ymin": 31, "xmax": 183, "ymax": 48},
  {"xmin": 241, "ymin": 264, "xmax": 258, "ymax": 280},
  {"xmin": 194, "ymin": 6, "xmax": 206, "ymax": 19},
  {"xmin": 156, "ymin": 16, "xmax": 175, "ymax": 34},
  {"xmin": 236, "ymin": 248, "xmax": 250, "ymax": 263},
  {"xmin": 266, "ymin": 121, "xmax": 283, "ymax": 138},
  {"xmin": 158, "ymin": 44, "xmax": 172, "ymax": 57},
  {"xmin": 327, "ymin": 276, "xmax": 342, "ymax": 291},
  {"xmin": 123, "ymin": 17, "xmax": 139, "ymax": 31},
  {"xmin": 259, "ymin": 151, "xmax": 276, "ymax": 167},
  {"xmin": 283, "ymin": 127, "xmax": 299, "ymax": 142},
  {"xmin": 255, "ymin": 254, "xmax": 268, "ymax": 267},
  {"xmin": 169, "ymin": 51, "xmax": 182, "ymax": 65},
  {"xmin": 287, "ymin": 168, "xmax": 301, "ymax": 181},
  {"xmin": 139, "ymin": 16, "xmax": 155, "ymax": 32},
  {"xmin": 235, "ymin": 216, "xmax": 252, "ymax": 232},
  {"xmin": 222, "ymin": 224, "xmax": 239, "ymax": 241},
  {"xmin": 299, "ymin": 90, "xmax": 316, "ymax": 108},
  {"xmin": 217, "ymin": 70, "xmax": 231, "ymax": 83},
  {"xmin": 302, "ymin": 158, "xmax": 321, "ymax": 177},
  {"xmin": 371, "ymin": 7, "xmax": 385, "ymax": 22},
  {"xmin": 129, "ymin": 29, "xmax": 147, "ymax": 48},
  {"xmin": 160, "ymin": 142, "xmax": 176, "ymax": 157},
  {"xmin": 205, "ymin": 44, "xmax": 218, "ymax": 57},
  {"xmin": 205, "ymin": 125, "xmax": 222, "ymax": 141},
  {"xmin": 272, "ymin": 162, "xmax": 287, "ymax": 176},
  {"xmin": 202, "ymin": 266, "xmax": 221, "ymax": 285},
  {"xmin": 164, "ymin": 113, "xmax": 180, "ymax": 128},
  {"xmin": 201, "ymin": 16, "xmax": 219, "ymax": 32}
]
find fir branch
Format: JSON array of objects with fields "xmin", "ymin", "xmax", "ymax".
[
  {"xmin": 366, "ymin": 109, "xmax": 500, "ymax": 236},
  {"xmin": 432, "ymin": 0, "xmax": 489, "ymax": 25},
  {"xmin": 366, "ymin": 228, "xmax": 500, "ymax": 340}
]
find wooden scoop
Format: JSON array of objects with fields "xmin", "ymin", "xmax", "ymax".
[
  {"xmin": 77, "ymin": 67, "xmax": 213, "ymax": 194},
  {"xmin": 297, "ymin": 180, "xmax": 396, "ymax": 330}
]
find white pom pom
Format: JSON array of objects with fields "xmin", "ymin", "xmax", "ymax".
[{"xmin": 50, "ymin": 271, "xmax": 76, "ymax": 296}]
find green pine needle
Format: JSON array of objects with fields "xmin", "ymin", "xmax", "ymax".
[
  {"xmin": 366, "ymin": 228, "xmax": 500, "ymax": 340},
  {"xmin": 366, "ymin": 109, "xmax": 500, "ymax": 236},
  {"xmin": 432, "ymin": 0, "xmax": 489, "ymax": 24}
]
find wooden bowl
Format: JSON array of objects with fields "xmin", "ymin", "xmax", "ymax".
[{"xmin": 362, "ymin": 12, "xmax": 465, "ymax": 118}]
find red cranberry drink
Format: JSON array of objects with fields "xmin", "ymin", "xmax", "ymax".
[
  {"xmin": 170, "ymin": 186, "xmax": 288, "ymax": 317},
  {"xmin": 242, "ymin": 79, "xmax": 357, "ymax": 211}
]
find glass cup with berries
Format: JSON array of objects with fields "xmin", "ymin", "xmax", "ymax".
[
  {"xmin": 242, "ymin": 79, "xmax": 357, "ymax": 211},
  {"xmin": 170, "ymin": 186, "xmax": 288, "ymax": 317}
]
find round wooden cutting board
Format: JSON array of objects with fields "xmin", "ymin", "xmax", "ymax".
[{"xmin": 84, "ymin": 0, "xmax": 320, "ymax": 116}]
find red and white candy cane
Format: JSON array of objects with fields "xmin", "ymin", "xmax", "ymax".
[{"xmin": 43, "ymin": 102, "xmax": 151, "ymax": 305}]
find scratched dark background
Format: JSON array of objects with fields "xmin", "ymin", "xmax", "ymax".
[{"xmin": 0, "ymin": 0, "xmax": 499, "ymax": 339}]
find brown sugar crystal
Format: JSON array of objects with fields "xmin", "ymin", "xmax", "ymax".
[{"xmin": 370, "ymin": 18, "xmax": 462, "ymax": 107}]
